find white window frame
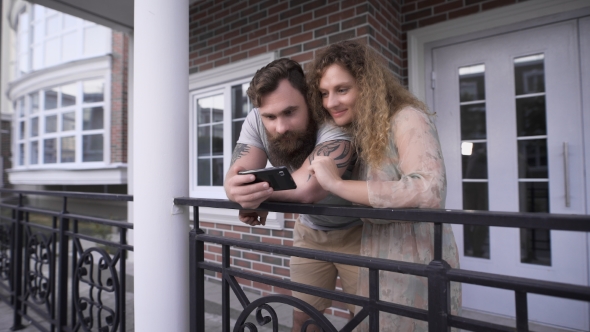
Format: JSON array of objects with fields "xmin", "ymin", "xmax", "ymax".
[
  {"xmin": 188, "ymin": 53, "xmax": 286, "ymax": 228},
  {"xmin": 10, "ymin": 2, "xmax": 112, "ymax": 78}
]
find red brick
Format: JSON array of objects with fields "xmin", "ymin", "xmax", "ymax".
[
  {"xmin": 417, "ymin": 0, "xmax": 446, "ymax": 10},
  {"xmin": 253, "ymin": 281, "xmax": 273, "ymax": 291},
  {"xmin": 314, "ymin": 3, "xmax": 339, "ymax": 18},
  {"xmin": 268, "ymin": 2, "xmax": 289, "ymax": 15},
  {"xmin": 283, "ymin": 239, "xmax": 294, "ymax": 247},
  {"xmin": 328, "ymin": 8, "xmax": 355, "ymax": 24},
  {"xmin": 418, "ymin": 13, "xmax": 446, "ymax": 27},
  {"xmin": 404, "ymin": 8, "xmax": 431, "ymax": 22},
  {"xmin": 482, "ymin": 0, "xmax": 517, "ymax": 11},
  {"xmin": 261, "ymin": 236, "xmax": 282, "ymax": 245},
  {"xmin": 216, "ymin": 223, "xmax": 232, "ymax": 230},
  {"xmin": 224, "ymin": 231, "xmax": 241, "ymax": 239},
  {"xmin": 303, "ymin": 17, "xmax": 327, "ymax": 31},
  {"xmin": 433, "ymin": 0, "xmax": 462, "ymax": 14},
  {"xmin": 342, "ymin": 15, "xmax": 367, "ymax": 30},
  {"xmin": 269, "ymin": 20, "xmax": 289, "ymax": 32},
  {"xmin": 241, "ymin": 39, "xmax": 259, "ymax": 50},
  {"xmin": 290, "ymin": 11, "xmax": 313, "ymax": 27},
  {"xmin": 268, "ymin": 39, "xmax": 289, "ymax": 51},
  {"xmin": 259, "ymin": 14, "xmax": 279, "ymax": 27},
  {"xmin": 248, "ymin": 45, "xmax": 268, "ymax": 57},
  {"xmin": 252, "ymin": 262, "xmax": 272, "ymax": 273},
  {"xmin": 233, "ymin": 258, "xmax": 252, "ymax": 268},
  {"xmin": 249, "ymin": 27, "xmax": 268, "ymax": 39},
  {"xmin": 290, "ymin": 31, "xmax": 313, "ymax": 45},
  {"xmin": 292, "ymin": 51, "xmax": 314, "ymax": 63},
  {"xmin": 230, "ymin": 34, "xmax": 248, "ymax": 46},
  {"xmin": 280, "ymin": 26, "xmax": 302, "ymax": 38},
  {"xmin": 273, "ymin": 287, "xmax": 292, "ymax": 296},
  {"xmin": 236, "ymin": 277, "xmax": 252, "ymax": 287},
  {"xmin": 448, "ymin": 5, "xmax": 480, "ymax": 19},
  {"xmin": 260, "ymin": 32, "xmax": 279, "ymax": 44},
  {"xmin": 200, "ymin": 221, "xmax": 214, "ymax": 228},
  {"xmin": 314, "ymin": 23, "xmax": 339, "ymax": 38},
  {"xmin": 273, "ymin": 266, "xmax": 290, "ymax": 277}
]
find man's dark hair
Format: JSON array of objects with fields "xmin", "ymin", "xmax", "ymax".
[{"xmin": 246, "ymin": 58, "xmax": 308, "ymax": 108}]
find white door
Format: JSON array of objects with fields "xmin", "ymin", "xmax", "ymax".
[{"xmin": 433, "ymin": 20, "xmax": 588, "ymax": 330}]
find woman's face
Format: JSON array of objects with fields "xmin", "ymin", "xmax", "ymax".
[{"xmin": 318, "ymin": 64, "xmax": 359, "ymax": 126}]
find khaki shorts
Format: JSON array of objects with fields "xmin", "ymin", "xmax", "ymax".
[{"xmin": 290, "ymin": 220, "xmax": 362, "ymax": 313}]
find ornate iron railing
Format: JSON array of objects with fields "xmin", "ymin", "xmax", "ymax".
[
  {"xmin": 0, "ymin": 189, "xmax": 133, "ymax": 332},
  {"xmin": 174, "ymin": 197, "xmax": 590, "ymax": 332}
]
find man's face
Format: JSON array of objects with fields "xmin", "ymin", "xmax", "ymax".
[{"xmin": 259, "ymin": 79, "xmax": 316, "ymax": 169}]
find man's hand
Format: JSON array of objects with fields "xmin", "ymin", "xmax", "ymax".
[
  {"xmin": 239, "ymin": 210, "xmax": 269, "ymax": 226},
  {"xmin": 225, "ymin": 164, "xmax": 274, "ymax": 209}
]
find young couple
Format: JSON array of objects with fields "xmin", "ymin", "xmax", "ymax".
[{"xmin": 224, "ymin": 40, "xmax": 460, "ymax": 332}]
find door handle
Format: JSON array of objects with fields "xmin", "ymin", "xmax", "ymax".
[{"xmin": 563, "ymin": 142, "xmax": 570, "ymax": 207}]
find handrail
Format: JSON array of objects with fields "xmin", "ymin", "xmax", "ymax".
[{"xmin": 178, "ymin": 197, "xmax": 590, "ymax": 332}]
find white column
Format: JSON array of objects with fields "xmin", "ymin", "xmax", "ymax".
[{"xmin": 133, "ymin": 1, "xmax": 189, "ymax": 331}]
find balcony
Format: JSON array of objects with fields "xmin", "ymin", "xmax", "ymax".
[{"xmin": 1, "ymin": 189, "xmax": 589, "ymax": 331}]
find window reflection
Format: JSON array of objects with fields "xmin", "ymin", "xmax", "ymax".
[{"xmin": 516, "ymin": 96, "xmax": 546, "ymax": 137}]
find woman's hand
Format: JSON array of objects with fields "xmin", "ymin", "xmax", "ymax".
[{"xmin": 308, "ymin": 156, "xmax": 342, "ymax": 193}]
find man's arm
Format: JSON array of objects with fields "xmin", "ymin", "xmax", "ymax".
[
  {"xmin": 224, "ymin": 143, "xmax": 272, "ymax": 208},
  {"xmin": 270, "ymin": 139, "xmax": 353, "ymax": 204}
]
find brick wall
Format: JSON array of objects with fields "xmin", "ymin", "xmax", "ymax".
[
  {"xmin": 189, "ymin": 0, "xmax": 403, "ymax": 77},
  {"xmin": 189, "ymin": 0, "xmax": 530, "ymax": 318},
  {"xmin": 110, "ymin": 31, "xmax": 129, "ymax": 164}
]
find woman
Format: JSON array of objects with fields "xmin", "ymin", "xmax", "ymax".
[{"xmin": 307, "ymin": 40, "xmax": 461, "ymax": 331}]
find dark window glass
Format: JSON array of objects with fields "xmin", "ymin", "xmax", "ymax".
[
  {"xmin": 232, "ymin": 121, "xmax": 244, "ymax": 151},
  {"xmin": 516, "ymin": 96, "xmax": 546, "ymax": 137},
  {"xmin": 515, "ymin": 56, "xmax": 545, "ymax": 95},
  {"xmin": 212, "ymin": 157, "xmax": 223, "ymax": 186},
  {"xmin": 212, "ymin": 124, "xmax": 223, "ymax": 155},
  {"xmin": 460, "ymin": 103, "xmax": 486, "ymax": 140},
  {"xmin": 463, "ymin": 182, "xmax": 489, "ymax": 211},
  {"xmin": 83, "ymin": 107, "xmax": 104, "ymax": 130},
  {"xmin": 82, "ymin": 134, "xmax": 103, "ymax": 162},
  {"xmin": 521, "ymin": 228, "xmax": 551, "ymax": 266},
  {"xmin": 45, "ymin": 115, "xmax": 58, "ymax": 133},
  {"xmin": 19, "ymin": 144, "xmax": 25, "ymax": 166},
  {"xmin": 44, "ymin": 89, "xmax": 58, "ymax": 110},
  {"xmin": 198, "ymin": 159, "xmax": 210, "ymax": 186},
  {"xmin": 462, "ymin": 143, "xmax": 488, "ymax": 179},
  {"xmin": 517, "ymin": 139, "xmax": 548, "ymax": 178},
  {"xmin": 30, "ymin": 141, "xmax": 38, "ymax": 165},
  {"xmin": 519, "ymin": 182, "xmax": 549, "ymax": 213},
  {"xmin": 459, "ymin": 72, "xmax": 485, "ymax": 102},
  {"xmin": 231, "ymin": 83, "xmax": 250, "ymax": 119},
  {"xmin": 44, "ymin": 138, "xmax": 57, "ymax": 163},
  {"xmin": 61, "ymin": 136, "xmax": 75, "ymax": 163},
  {"xmin": 83, "ymin": 80, "xmax": 104, "ymax": 103},
  {"xmin": 463, "ymin": 182, "xmax": 489, "ymax": 259},
  {"xmin": 197, "ymin": 126, "xmax": 210, "ymax": 156},
  {"xmin": 197, "ymin": 99, "xmax": 211, "ymax": 124}
]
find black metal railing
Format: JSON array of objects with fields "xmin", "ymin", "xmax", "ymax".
[
  {"xmin": 0, "ymin": 189, "xmax": 133, "ymax": 332},
  {"xmin": 174, "ymin": 197, "xmax": 590, "ymax": 332}
]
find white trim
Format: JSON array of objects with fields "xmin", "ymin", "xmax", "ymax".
[
  {"xmin": 188, "ymin": 52, "xmax": 276, "ymax": 91},
  {"xmin": 407, "ymin": 0, "xmax": 590, "ymax": 102},
  {"xmin": 194, "ymin": 207, "xmax": 285, "ymax": 230},
  {"xmin": 7, "ymin": 55, "xmax": 111, "ymax": 99},
  {"xmin": 7, "ymin": 164, "xmax": 127, "ymax": 184}
]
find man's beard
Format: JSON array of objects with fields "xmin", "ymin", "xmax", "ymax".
[{"xmin": 266, "ymin": 119, "xmax": 317, "ymax": 170}]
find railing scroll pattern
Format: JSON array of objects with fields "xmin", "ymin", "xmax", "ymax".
[{"xmin": 0, "ymin": 189, "xmax": 133, "ymax": 332}]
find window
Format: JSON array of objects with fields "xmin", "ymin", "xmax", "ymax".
[
  {"xmin": 15, "ymin": 79, "xmax": 107, "ymax": 167},
  {"xmin": 191, "ymin": 79, "xmax": 252, "ymax": 196},
  {"xmin": 188, "ymin": 53, "xmax": 283, "ymax": 228},
  {"xmin": 14, "ymin": 4, "xmax": 110, "ymax": 78}
]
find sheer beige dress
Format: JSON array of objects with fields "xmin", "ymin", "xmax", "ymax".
[{"xmin": 354, "ymin": 106, "xmax": 461, "ymax": 332}]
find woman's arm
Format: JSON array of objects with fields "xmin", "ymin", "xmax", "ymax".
[
  {"xmin": 310, "ymin": 107, "xmax": 446, "ymax": 209},
  {"xmin": 308, "ymin": 156, "xmax": 370, "ymax": 206},
  {"xmin": 366, "ymin": 107, "xmax": 446, "ymax": 209}
]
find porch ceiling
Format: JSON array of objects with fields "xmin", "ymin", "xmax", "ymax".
[{"xmin": 26, "ymin": 0, "xmax": 134, "ymax": 33}]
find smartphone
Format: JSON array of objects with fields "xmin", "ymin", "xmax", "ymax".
[{"xmin": 238, "ymin": 166, "xmax": 297, "ymax": 191}]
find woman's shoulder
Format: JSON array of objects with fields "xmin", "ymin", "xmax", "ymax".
[{"xmin": 391, "ymin": 105, "xmax": 431, "ymax": 127}]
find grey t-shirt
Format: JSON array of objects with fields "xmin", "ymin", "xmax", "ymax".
[{"xmin": 237, "ymin": 109, "xmax": 362, "ymax": 230}]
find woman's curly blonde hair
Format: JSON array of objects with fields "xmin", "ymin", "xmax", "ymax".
[{"xmin": 308, "ymin": 40, "xmax": 428, "ymax": 168}]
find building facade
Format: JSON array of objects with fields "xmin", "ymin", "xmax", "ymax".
[
  {"xmin": 1, "ymin": 0, "xmax": 128, "ymax": 195},
  {"xmin": 186, "ymin": 0, "xmax": 590, "ymax": 330},
  {"xmin": 1, "ymin": 0, "xmax": 589, "ymax": 330}
]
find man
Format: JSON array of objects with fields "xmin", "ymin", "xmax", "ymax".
[{"xmin": 224, "ymin": 58, "xmax": 362, "ymax": 331}]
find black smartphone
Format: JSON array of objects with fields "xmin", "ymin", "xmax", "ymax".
[{"xmin": 238, "ymin": 166, "xmax": 297, "ymax": 191}]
